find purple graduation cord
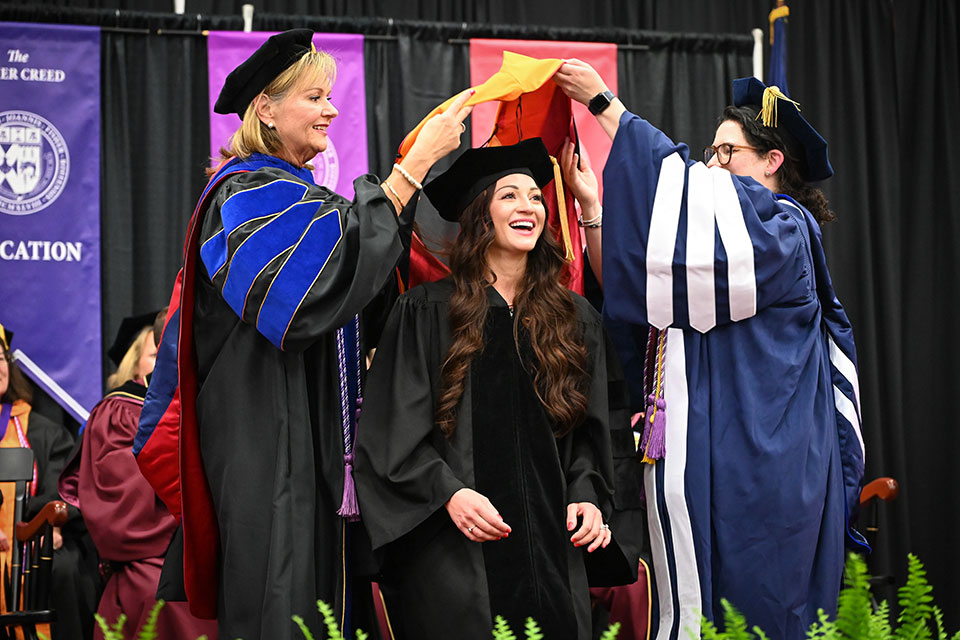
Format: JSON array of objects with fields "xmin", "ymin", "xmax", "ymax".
[{"xmin": 335, "ymin": 315, "xmax": 362, "ymax": 521}]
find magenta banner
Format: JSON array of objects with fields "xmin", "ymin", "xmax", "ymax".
[
  {"xmin": 207, "ymin": 31, "xmax": 368, "ymax": 199},
  {"xmin": 0, "ymin": 22, "xmax": 101, "ymax": 421}
]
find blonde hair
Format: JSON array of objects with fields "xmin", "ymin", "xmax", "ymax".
[
  {"xmin": 216, "ymin": 50, "xmax": 338, "ymax": 163},
  {"xmin": 106, "ymin": 326, "xmax": 152, "ymax": 390}
]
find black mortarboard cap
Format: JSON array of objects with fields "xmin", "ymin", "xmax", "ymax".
[
  {"xmin": 424, "ymin": 138, "xmax": 555, "ymax": 222},
  {"xmin": 108, "ymin": 311, "xmax": 158, "ymax": 366},
  {"xmin": 214, "ymin": 29, "xmax": 315, "ymax": 120},
  {"xmin": 733, "ymin": 76, "xmax": 833, "ymax": 182}
]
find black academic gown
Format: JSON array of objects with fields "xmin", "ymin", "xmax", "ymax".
[
  {"xmin": 182, "ymin": 159, "xmax": 411, "ymax": 640},
  {"xmin": 356, "ymin": 279, "xmax": 643, "ymax": 640}
]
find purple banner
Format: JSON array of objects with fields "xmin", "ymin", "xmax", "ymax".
[
  {"xmin": 0, "ymin": 22, "xmax": 101, "ymax": 421},
  {"xmin": 207, "ymin": 31, "xmax": 368, "ymax": 199}
]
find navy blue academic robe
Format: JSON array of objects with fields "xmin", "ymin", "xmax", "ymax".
[{"xmin": 601, "ymin": 112, "xmax": 867, "ymax": 639}]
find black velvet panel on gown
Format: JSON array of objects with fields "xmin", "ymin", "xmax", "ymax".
[{"xmin": 472, "ymin": 306, "xmax": 576, "ymax": 637}]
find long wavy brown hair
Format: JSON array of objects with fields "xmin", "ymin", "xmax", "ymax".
[{"xmin": 435, "ymin": 183, "xmax": 589, "ymax": 438}]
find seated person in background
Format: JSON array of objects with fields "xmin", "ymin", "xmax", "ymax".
[
  {"xmin": 60, "ymin": 310, "xmax": 218, "ymax": 640},
  {"xmin": 0, "ymin": 323, "xmax": 99, "ymax": 640},
  {"xmin": 103, "ymin": 311, "xmax": 159, "ymax": 390}
]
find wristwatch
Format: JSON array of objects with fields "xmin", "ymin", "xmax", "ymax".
[{"xmin": 588, "ymin": 90, "xmax": 616, "ymax": 115}]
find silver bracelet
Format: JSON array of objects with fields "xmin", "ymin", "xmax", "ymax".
[
  {"xmin": 383, "ymin": 179, "xmax": 404, "ymax": 208},
  {"xmin": 393, "ymin": 163, "xmax": 423, "ymax": 190},
  {"xmin": 579, "ymin": 206, "xmax": 603, "ymax": 228}
]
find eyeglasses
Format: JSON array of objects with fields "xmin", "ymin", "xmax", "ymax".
[{"xmin": 703, "ymin": 143, "xmax": 758, "ymax": 166}]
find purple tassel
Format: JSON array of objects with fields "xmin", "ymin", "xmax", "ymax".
[
  {"xmin": 641, "ymin": 394, "xmax": 666, "ymax": 461},
  {"xmin": 337, "ymin": 453, "xmax": 361, "ymax": 522},
  {"xmin": 639, "ymin": 395, "xmax": 656, "ymax": 449},
  {"xmin": 354, "ymin": 396, "xmax": 363, "ymax": 425}
]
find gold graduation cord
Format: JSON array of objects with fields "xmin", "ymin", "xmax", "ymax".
[
  {"xmin": 640, "ymin": 556, "xmax": 653, "ymax": 640},
  {"xmin": 550, "ymin": 156, "xmax": 576, "ymax": 263}
]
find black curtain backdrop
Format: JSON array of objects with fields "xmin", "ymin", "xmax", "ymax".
[
  {"xmin": 894, "ymin": 0, "xmax": 960, "ymax": 625},
  {"xmin": 2, "ymin": 0, "xmax": 959, "ymax": 627},
  {"xmin": 100, "ymin": 30, "xmax": 210, "ymax": 371},
  {"xmin": 785, "ymin": 0, "xmax": 909, "ymax": 613}
]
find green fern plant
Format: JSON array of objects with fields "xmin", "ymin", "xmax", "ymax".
[
  {"xmin": 492, "ymin": 615, "xmax": 518, "ymax": 640},
  {"xmin": 490, "ymin": 614, "xmax": 619, "ymax": 640},
  {"xmin": 292, "ymin": 599, "xmax": 368, "ymax": 640},
  {"xmin": 600, "ymin": 622, "xmax": 623, "ymax": 640},
  {"xmin": 523, "ymin": 617, "xmax": 545, "ymax": 640},
  {"xmin": 896, "ymin": 553, "xmax": 936, "ymax": 639},
  {"xmin": 91, "ymin": 600, "xmax": 168, "ymax": 640},
  {"xmin": 698, "ymin": 599, "xmax": 768, "ymax": 640},
  {"xmin": 694, "ymin": 553, "xmax": 958, "ymax": 640},
  {"xmin": 92, "ymin": 598, "xmax": 623, "ymax": 639},
  {"xmin": 805, "ymin": 608, "xmax": 840, "ymax": 639},
  {"xmin": 835, "ymin": 553, "xmax": 874, "ymax": 639},
  {"xmin": 932, "ymin": 606, "xmax": 960, "ymax": 640}
]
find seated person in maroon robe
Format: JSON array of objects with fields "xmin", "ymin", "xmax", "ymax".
[{"xmin": 60, "ymin": 311, "xmax": 218, "ymax": 640}]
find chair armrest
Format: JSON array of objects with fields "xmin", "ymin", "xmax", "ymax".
[
  {"xmin": 860, "ymin": 477, "xmax": 899, "ymax": 505},
  {"xmin": 15, "ymin": 501, "xmax": 69, "ymax": 542}
]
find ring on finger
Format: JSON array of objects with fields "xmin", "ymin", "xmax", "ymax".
[
  {"xmin": 601, "ymin": 523, "xmax": 610, "ymax": 530},
  {"xmin": 459, "ymin": 122, "xmax": 466, "ymax": 133},
  {"xmin": 468, "ymin": 525, "xmax": 475, "ymax": 533}
]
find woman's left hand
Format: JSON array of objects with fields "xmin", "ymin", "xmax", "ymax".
[
  {"xmin": 566, "ymin": 502, "xmax": 612, "ymax": 552},
  {"xmin": 560, "ymin": 139, "xmax": 600, "ymax": 214}
]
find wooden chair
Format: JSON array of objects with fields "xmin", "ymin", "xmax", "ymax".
[
  {"xmin": 859, "ymin": 476, "xmax": 899, "ymax": 589},
  {"xmin": 0, "ymin": 448, "xmax": 68, "ymax": 640},
  {"xmin": 859, "ymin": 477, "xmax": 899, "ymax": 539}
]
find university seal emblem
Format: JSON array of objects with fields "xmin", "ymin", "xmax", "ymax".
[{"xmin": 0, "ymin": 110, "xmax": 70, "ymax": 216}]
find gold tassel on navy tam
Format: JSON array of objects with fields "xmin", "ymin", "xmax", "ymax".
[{"xmin": 758, "ymin": 85, "xmax": 802, "ymax": 129}]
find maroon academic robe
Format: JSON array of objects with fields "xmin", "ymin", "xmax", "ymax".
[{"xmin": 60, "ymin": 382, "xmax": 217, "ymax": 640}]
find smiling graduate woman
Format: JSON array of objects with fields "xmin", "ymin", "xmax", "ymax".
[
  {"xmin": 134, "ymin": 28, "xmax": 472, "ymax": 640},
  {"xmin": 356, "ymin": 139, "xmax": 638, "ymax": 640}
]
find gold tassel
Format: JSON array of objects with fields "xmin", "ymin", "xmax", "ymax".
[
  {"xmin": 550, "ymin": 156, "xmax": 576, "ymax": 263},
  {"xmin": 758, "ymin": 85, "xmax": 801, "ymax": 128}
]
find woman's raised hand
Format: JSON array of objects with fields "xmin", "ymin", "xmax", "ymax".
[
  {"xmin": 553, "ymin": 59, "xmax": 608, "ymax": 107},
  {"xmin": 409, "ymin": 89, "xmax": 475, "ymax": 165},
  {"xmin": 560, "ymin": 139, "xmax": 600, "ymax": 212},
  {"xmin": 567, "ymin": 502, "xmax": 612, "ymax": 552},
  {"xmin": 382, "ymin": 89, "xmax": 474, "ymax": 213},
  {"xmin": 445, "ymin": 487, "xmax": 512, "ymax": 542}
]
